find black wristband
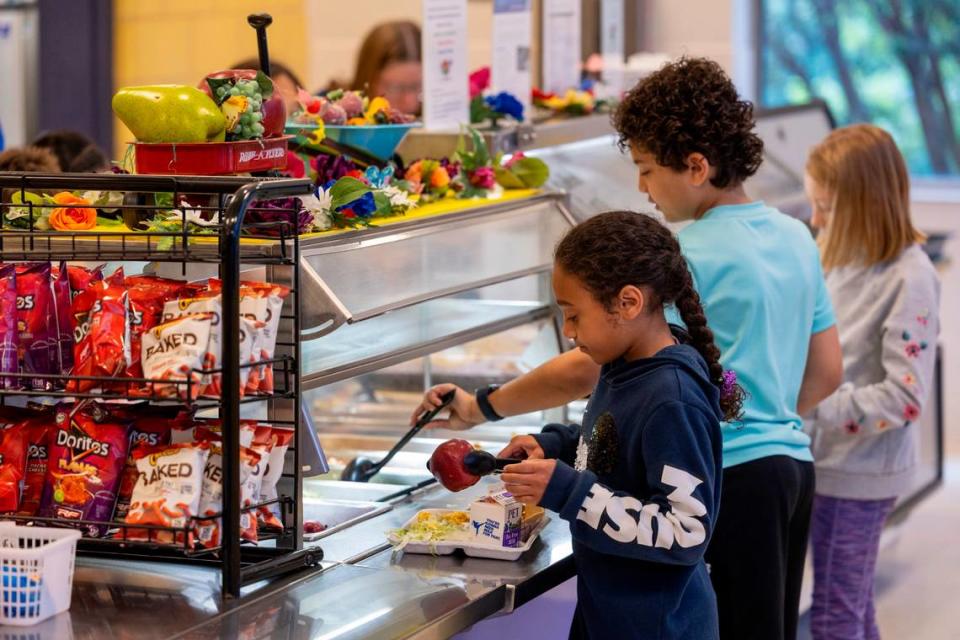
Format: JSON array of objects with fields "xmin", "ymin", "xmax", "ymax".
[{"xmin": 475, "ymin": 384, "xmax": 504, "ymax": 422}]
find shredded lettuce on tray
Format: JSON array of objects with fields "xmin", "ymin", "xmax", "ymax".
[{"xmin": 388, "ymin": 511, "xmax": 472, "ymax": 551}]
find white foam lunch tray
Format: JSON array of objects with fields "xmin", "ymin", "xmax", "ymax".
[{"xmin": 388, "ymin": 508, "xmax": 549, "ymax": 561}]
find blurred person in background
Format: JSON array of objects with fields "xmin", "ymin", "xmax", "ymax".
[
  {"xmin": 32, "ymin": 129, "xmax": 109, "ymax": 172},
  {"xmin": 350, "ymin": 20, "xmax": 422, "ymax": 115}
]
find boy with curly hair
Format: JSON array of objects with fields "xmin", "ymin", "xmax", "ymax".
[{"xmin": 413, "ymin": 57, "xmax": 842, "ymax": 639}]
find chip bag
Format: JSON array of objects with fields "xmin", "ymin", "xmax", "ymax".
[
  {"xmin": 39, "ymin": 402, "xmax": 131, "ymax": 537},
  {"xmin": 114, "ymin": 410, "xmax": 182, "ymax": 523},
  {"xmin": 15, "ymin": 262, "xmax": 58, "ymax": 390},
  {"xmin": 140, "ymin": 313, "xmax": 212, "ymax": 400},
  {"xmin": 66, "ymin": 264, "xmax": 104, "ymax": 302},
  {"xmin": 52, "ymin": 261, "xmax": 74, "ymax": 373},
  {"xmin": 18, "ymin": 415, "xmax": 53, "ymax": 516},
  {"xmin": 242, "ymin": 281, "xmax": 289, "ymax": 394},
  {"xmin": 122, "ymin": 442, "xmax": 209, "ymax": 544},
  {"xmin": 195, "ymin": 430, "xmax": 261, "ymax": 549},
  {"xmin": 124, "ymin": 275, "xmax": 186, "ymax": 381},
  {"xmin": 257, "ymin": 426, "xmax": 294, "ymax": 531},
  {"xmin": 68, "ymin": 268, "xmax": 130, "ymax": 393},
  {"xmin": 0, "ymin": 422, "xmax": 28, "ymax": 513},
  {"xmin": 241, "ymin": 427, "xmax": 274, "ymax": 543},
  {"xmin": 0, "ymin": 265, "xmax": 16, "ymax": 389},
  {"xmin": 162, "ymin": 294, "xmax": 221, "ymax": 397}
]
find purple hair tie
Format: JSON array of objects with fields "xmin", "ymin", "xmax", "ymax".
[{"xmin": 721, "ymin": 370, "xmax": 738, "ymax": 399}]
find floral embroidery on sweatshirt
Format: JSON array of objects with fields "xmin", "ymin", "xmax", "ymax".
[
  {"xmin": 844, "ymin": 419, "xmax": 861, "ymax": 435},
  {"xmin": 903, "ymin": 404, "xmax": 920, "ymax": 425},
  {"xmin": 903, "ymin": 372, "xmax": 917, "ymax": 387},
  {"xmin": 917, "ymin": 309, "xmax": 930, "ymax": 327},
  {"xmin": 876, "ymin": 419, "xmax": 890, "ymax": 430},
  {"xmin": 905, "ymin": 342, "xmax": 924, "ymax": 358}
]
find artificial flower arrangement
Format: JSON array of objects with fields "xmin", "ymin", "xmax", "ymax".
[
  {"xmin": 532, "ymin": 87, "xmax": 599, "ymax": 116},
  {"xmin": 396, "ymin": 127, "xmax": 550, "ymax": 202},
  {"xmin": 468, "ymin": 67, "xmax": 525, "ymax": 126},
  {"xmin": 291, "ymin": 89, "xmax": 415, "ymax": 127},
  {"xmin": 2, "ymin": 189, "xmax": 123, "ymax": 231}
]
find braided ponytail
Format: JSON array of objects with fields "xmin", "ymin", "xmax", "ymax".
[
  {"xmin": 555, "ymin": 211, "xmax": 744, "ymax": 422},
  {"xmin": 674, "ymin": 271, "xmax": 745, "ymax": 422}
]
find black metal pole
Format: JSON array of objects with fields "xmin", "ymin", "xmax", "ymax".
[
  {"xmin": 247, "ymin": 14, "xmax": 273, "ymax": 76},
  {"xmin": 220, "ymin": 178, "xmax": 312, "ymax": 599}
]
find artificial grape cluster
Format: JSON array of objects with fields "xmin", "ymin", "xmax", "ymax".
[{"xmin": 215, "ymin": 79, "xmax": 265, "ymax": 140}]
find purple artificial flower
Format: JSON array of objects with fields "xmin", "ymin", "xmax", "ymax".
[
  {"xmin": 245, "ymin": 197, "xmax": 312, "ymax": 236},
  {"xmin": 312, "ymin": 154, "xmax": 360, "ymax": 187}
]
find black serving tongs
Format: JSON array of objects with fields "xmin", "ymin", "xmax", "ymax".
[{"xmin": 341, "ymin": 389, "xmax": 456, "ymax": 482}]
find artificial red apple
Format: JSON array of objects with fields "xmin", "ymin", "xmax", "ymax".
[{"xmin": 428, "ymin": 439, "xmax": 480, "ymax": 492}]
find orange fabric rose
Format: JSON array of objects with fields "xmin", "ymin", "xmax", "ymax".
[
  {"xmin": 49, "ymin": 192, "xmax": 96, "ymax": 230},
  {"xmin": 429, "ymin": 166, "xmax": 450, "ymax": 189}
]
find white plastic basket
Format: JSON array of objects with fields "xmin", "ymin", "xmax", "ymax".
[{"xmin": 0, "ymin": 524, "xmax": 80, "ymax": 626}]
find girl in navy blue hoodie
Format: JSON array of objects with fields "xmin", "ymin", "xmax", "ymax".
[{"xmin": 500, "ymin": 211, "xmax": 743, "ymax": 640}]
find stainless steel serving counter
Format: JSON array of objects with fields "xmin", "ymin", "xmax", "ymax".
[{"xmin": 2, "ymin": 478, "xmax": 575, "ymax": 640}]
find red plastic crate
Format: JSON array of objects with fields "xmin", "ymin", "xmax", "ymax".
[{"xmin": 132, "ymin": 137, "xmax": 290, "ymax": 175}]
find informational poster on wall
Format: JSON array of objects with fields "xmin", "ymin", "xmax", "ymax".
[
  {"xmin": 600, "ymin": 0, "xmax": 625, "ymax": 98},
  {"xmin": 541, "ymin": 0, "xmax": 580, "ymax": 95},
  {"xmin": 421, "ymin": 0, "xmax": 469, "ymax": 130},
  {"xmin": 491, "ymin": 0, "xmax": 531, "ymax": 121},
  {"xmin": 0, "ymin": 6, "xmax": 38, "ymax": 148}
]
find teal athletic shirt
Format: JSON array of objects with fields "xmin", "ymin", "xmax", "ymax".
[{"xmin": 666, "ymin": 201, "xmax": 836, "ymax": 468}]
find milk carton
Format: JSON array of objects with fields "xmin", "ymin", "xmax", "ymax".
[{"xmin": 469, "ymin": 489, "xmax": 523, "ymax": 547}]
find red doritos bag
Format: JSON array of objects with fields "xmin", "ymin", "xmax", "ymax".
[
  {"xmin": 0, "ymin": 423, "xmax": 28, "ymax": 513},
  {"xmin": 68, "ymin": 268, "xmax": 130, "ymax": 393},
  {"xmin": 67, "ymin": 264, "xmax": 104, "ymax": 302},
  {"xmin": 15, "ymin": 262, "xmax": 58, "ymax": 390},
  {"xmin": 39, "ymin": 402, "xmax": 131, "ymax": 537},
  {"xmin": 18, "ymin": 413, "xmax": 53, "ymax": 516},
  {"xmin": 0, "ymin": 265, "xmax": 16, "ymax": 390}
]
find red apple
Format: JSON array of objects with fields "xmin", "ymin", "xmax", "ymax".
[{"xmin": 428, "ymin": 439, "xmax": 480, "ymax": 492}]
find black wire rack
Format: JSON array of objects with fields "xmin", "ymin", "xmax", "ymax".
[{"xmin": 0, "ymin": 172, "xmax": 319, "ymax": 598}]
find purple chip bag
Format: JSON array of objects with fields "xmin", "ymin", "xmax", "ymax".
[
  {"xmin": 15, "ymin": 262, "xmax": 58, "ymax": 390},
  {"xmin": 53, "ymin": 262, "xmax": 74, "ymax": 373},
  {"xmin": 0, "ymin": 265, "xmax": 16, "ymax": 389},
  {"xmin": 39, "ymin": 402, "xmax": 131, "ymax": 537}
]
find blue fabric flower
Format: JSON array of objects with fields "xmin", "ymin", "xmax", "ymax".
[
  {"xmin": 484, "ymin": 92, "xmax": 524, "ymax": 121},
  {"xmin": 364, "ymin": 165, "xmax": 394, "ymax": 189},
  {"xmin": 338, "ymin": 191, "xmax": 377, "ymax": 218}
]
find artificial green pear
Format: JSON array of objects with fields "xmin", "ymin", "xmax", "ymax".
[{"xmin": 112, "ymin": 85, "xmax": 227, "ymax": 143}]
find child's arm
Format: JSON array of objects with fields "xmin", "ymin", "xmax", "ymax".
[
  {"xmin": 813, "ymin": 271, "xmax": 939, "ymax": 435},
  {"xmin": 797, "ymin": 326, "xmax": 843, "ymax": 415},
  {"xmin": 506, "ymin": 402, "xmax": 719, "ymax": 566}
]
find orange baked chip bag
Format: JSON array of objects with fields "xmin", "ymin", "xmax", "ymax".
[
  {"xmin": 162, "ymin": 293, "xmax": 221, "ymax": 397},
  {"xmin": 242, "ymin": 281, "xmax": 289, "ymax": 394},
  {"xmin": 140, "ymin": 313, "xmax": 212, "ymax": 400},
  {"xmin": 113, "ymin": 409, "xmax": 185, "ymax": 523},
  {"xmin": 195, "ymin": 429, "xmax": 261, "ymax": 549},
  {"xmin": 0, "ymin": 422, "xmax": 28, "ymax": 513},
  {"xmin": 123, "ymin": 275, "xmax": 186, "ymax": 381},
  {"xmin": 241, "ymin": 427, "xmax": 274, "ymax": 543},
  {"xmin": 122, "ymin": 442, "xmax": 209, "ymax": 544},
  {"xmin": 39, "ymin": 402, "xmax": 131, "ymax": 536},
  {"xmin": 257, "ymin": 426, "xmax": 294, "ymax": 531}
]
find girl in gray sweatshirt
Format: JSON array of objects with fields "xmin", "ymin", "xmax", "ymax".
[{"xmin": 803, "ymin": 123, "xmax": 940, "ymax": 640}]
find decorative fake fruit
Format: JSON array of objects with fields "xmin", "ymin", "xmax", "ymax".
[
  {"xmin": 201, "ymin": 69, "xmax": 286, "ymax": 140},
  {"xmin": 112, "ymin": 85, "xmax": 226, "ymax": 143}
]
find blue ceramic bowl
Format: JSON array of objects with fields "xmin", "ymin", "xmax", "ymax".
[{"xmin": 286, "ymin": 122, "xmax": 419, "ymax": 160}]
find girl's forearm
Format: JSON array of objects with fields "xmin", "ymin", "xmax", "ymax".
[{"xmin": 489, "ymin": 348, "xmax": 600, "ymax": 417}]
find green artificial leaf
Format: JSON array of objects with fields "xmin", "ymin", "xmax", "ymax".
[
  {"xmin": 373, "ymin": 191, "xmax": 392, "ymax": 216},
  {"xmin": 206, "ymin": 77, "xmax": 234, "ymax": 106},
  {"xmin": 329, "ymin": 177, "xmax": 372, "ymax": 211},
  {"xmin": 326, "ymin": 88, "xmax": 344, "ymax": 102},
  {"xmin": 511, "ymin": 157, "xmax": 550, "ymax": 188},
  {"xmin": 470, "ymin": 127, "xmax": 490, "ymax": 167},
  {"xmin": 494, "ymin": 165, "xmax": 525, "ymax": 189},
  {"xmin": 5, "ymin": 191, "xmax": 52, "ymax": 229},
  {"xmin": 154, "ymin": 192, "xmax": 175, "ymax": 209},
  {"xmin": 255, "ymin": 70, "xmax": 274, "ymax": 98},
  {"xmin": 470, "ymin": 96, "xmax": 493, "ymax": 124}
]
